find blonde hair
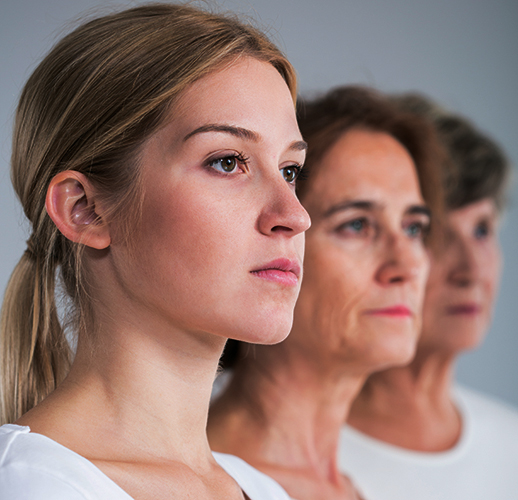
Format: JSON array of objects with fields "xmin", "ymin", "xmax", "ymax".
[{"xmin": 0, "ymin": 2, "xmax": 296, "ymax": 424}]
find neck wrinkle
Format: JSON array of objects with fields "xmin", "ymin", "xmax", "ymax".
[
  {"xmin": 209, "ymin": 342, "xmax": 366, "ymax": 481},
  {"xmin": 347, "ymin": 350, "xmax": 461, "ymax": 452}
]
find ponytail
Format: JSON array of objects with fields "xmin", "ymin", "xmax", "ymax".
[
  {"xmin": 0, "ymin": 235, "xmax": 71, "ymax": 424},
  {"xmin": 1, "ymin": 2, "xmax": 296, "ymax": 424}
]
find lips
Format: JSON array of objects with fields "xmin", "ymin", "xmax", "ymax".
[
  {"xmin": 365, "ymin": 305, "xmax": 413, "ymax": 317},
  {"xmin": 446, "ymin": 303, "xmax": 481, "ymax": 315},
  {"xmin": 250, "ymin": 258, "xmax": 301, "ymax": 286}
]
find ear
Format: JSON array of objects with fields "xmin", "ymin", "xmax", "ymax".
[{"xmin": 45, "ymin": 171, "xmax": 111, "ymax": 249}]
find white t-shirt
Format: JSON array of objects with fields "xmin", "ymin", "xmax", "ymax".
[
  {"xmin": 0, "ymin": 424, "xmax": 290, "ymax": 500},
  {"xmin": 339, "ymin": 385, "xmax": 518, "ymax": 500}
]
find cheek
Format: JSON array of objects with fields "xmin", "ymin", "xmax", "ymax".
[
  {"xmin": 423, "ymin": 253, "xmax": 445, "ymax": 296},
  {"xmin": 423, "ymin": 276, "xmax": 442, "ymax": 310},
  {"xmin": 415, "ymin": 248, "xmax": 431, "ymax": 300},
  {"xmin": 141, "ymin": 187, "xmax": 244, "ymax": 267},
  {"xmin": 486, "ymin": 247, "xmax": 503, "ymax": 298},
  {"xmin": 303, "ymin": 241, "xmax": 372, "ymax": 305},
  {"xmin": 296, "ymin": 242, "xmax": 373, "ymax": 346}
]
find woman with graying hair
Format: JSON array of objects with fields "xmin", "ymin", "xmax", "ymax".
[
  {"xmin": 0, "ymin": 4, "xmax": 310, "ymax": 498},
  {"xmin": 340, "ymin": 93, "xmax": 518, "ymax": 500}
]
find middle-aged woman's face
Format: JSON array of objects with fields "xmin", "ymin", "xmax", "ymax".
[
  {"xmin": 419, "ymin": 198, "xmax": 502, "ymax": 355},
  {"xmin": 291, "ymin": 128, "xmax": 431, "ymax": 373},
  {"xmin": 107, "ymin": 57, "xmax": 310, "ymax": 346}
]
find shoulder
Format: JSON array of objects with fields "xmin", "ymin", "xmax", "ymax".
[
  {"xmin": 0, "ymin": 423, "xmax": 55, "ymax": 471},
  {"xmin": 213, "ymin": 452, "xmax": 292, "ymax": 500},
  {"xmin": 0, "ymin": 424, "xmax": 131, "ymax": 499},
  {"xmin": 0, "ymin": 424, "xmax": 87, "ymax": 498},
  {"xmin": 455, "ymin": 384, "xmax": 518, "ymax": 431}
]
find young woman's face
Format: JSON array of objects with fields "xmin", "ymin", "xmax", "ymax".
[
  {"xmin": 291, "ymin": 129, "xmax": 430, "ymax": 373},
  {"xmin": 419, "ymin": 198, "xmax": 501, "ymax": 355},
  {"xmin": 110, "ymin": 57, "xmax": 309, "ymax": 345}
]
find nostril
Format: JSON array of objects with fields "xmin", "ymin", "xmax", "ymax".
[
  {"xmin": 455, "ymin": 277, "xmax": 471, "ymax": 287},
  {"xmin": 271, "ymin": 225, "xmax": 293, "ymax": 232}
]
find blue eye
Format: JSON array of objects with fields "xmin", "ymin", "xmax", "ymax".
[
  {"xmin": 474, "ymin": 221, "xmax": 489, "ymax": 239},
  {"xmin": 405, "ymin": 222, "xmax": 425, "ymax": 239},
  {"xmin": 404, "ymin": 218, "xmax": 430, "ymax": 240},
  {"xmin": 349, "ymin": 219, "xmax": 365, "ymax": 232},
  {"xmin": 337, "ymin": 218, "xmax": 368, "ymax": 235},
  {"xmin": 281, "ymin": 165, "xmax": 302, "ymax": 184}
]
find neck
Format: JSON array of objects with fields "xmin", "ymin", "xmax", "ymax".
[
  {"xmin": 209, "ymin": 342, "xmax": 365, "ymax": 482},
  {"xmin": 19, "ymin": 301, "xmax": 226, "ymax": 468},
  {"xmin": 347, "ymin": 349, "xmax": 461, "ymax": 451}
]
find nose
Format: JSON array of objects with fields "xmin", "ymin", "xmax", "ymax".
[
  {"xmin": 447, "ymin": 234, "xmax": 479, "ymax": 287},
  {"xmin": 257, "ymin": 175, "xmax": 311, "ymax": 237},
  {"xmin": 375, "ymin": 232, "xmax": 427, "ymax": 286}
]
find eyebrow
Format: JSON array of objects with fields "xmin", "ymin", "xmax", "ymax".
[
  {"xmin": 183, "ymin": 123, "xmax": 308, "ymax": 151},
  {"xmin": 290, "ymin": 140, "xmax": 309, "ymax": 151},
  {"xmin": 184, "ymin": 124, "xmax": 259, "ymax": 142},
  {"xmin": 323, "ymin": 200, "xmax": 431, "ymax": 219},
  {"xmin": 323, "ymin": 200, "xmax": 375, "ymax": 218},
  {"xmin": 407, "ymin": 205, "xmax": 432, "ymax": 218}
]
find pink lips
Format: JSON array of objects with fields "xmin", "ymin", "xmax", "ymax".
[
  {"xmin": 447, "ymin": 304, "xmax": 481, "ymax": 315},
  {"xmin": 251, "ymin": 258, "xmax": 301, "ymax": 286},
  {"xmin": 365, "ymin": 305, "xmax": 413, "ymax": 318}
]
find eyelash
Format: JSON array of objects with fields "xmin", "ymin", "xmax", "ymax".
[
  {"xmin": 335, "ymin": 217, "xmax": 430, "ymax": 240},
  {"xmin": 281, "ymin": 164, "xmax": 304, "ymax": 184},
  {"xmin": 205, "ymin": 152, "xmax": 250, "ymax": 175},
  {"xmin": 205, "ymin": 152, "xmax": 304, "ymax": 185},
  {"xmin": 474, "ymin": 221, "xmax": 490, "ymax": 239},
  {"xmin": 336, "ymin": 217, "xmax": 371, "ymax": 236},
  {"xmin": 292, "ymin": 166, "xmax": 308, "ymax": 183},
  {"xmin": 404, "ymin": 220, "xmax": 431, "ymax": 240}
]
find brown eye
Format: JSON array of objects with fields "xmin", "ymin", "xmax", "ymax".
[
  {"xmin": 210, "ymin": 156, "xmax": 238, "ymax": 173},
  {"xmin": 281, "ymin": 165, "xmax": 300, "ymax": 183}
]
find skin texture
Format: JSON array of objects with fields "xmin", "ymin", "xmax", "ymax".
[
  {"xmin": 104, "ymin": 57, "xmax": 309, "ymax": 348},
  {"xmin": 208, "ymin": 129, "xmax": 431, "ymax": 500},
  {"xmin": 348, "ymin": 198, "xmax": 502, "ymax": 452},
  {"xmin": 292, "ymin": 129, "xmax": 431, "ymax": 374},
  {"xmin": 17, "ymin": 57, "xmax": 310, "ymax": 500}
]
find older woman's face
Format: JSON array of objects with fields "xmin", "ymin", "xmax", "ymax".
[
  {"xmin": 108, "ymin": 57, "xmax": 310, "ymax": 346},
  {"xmin": 291, "ymin": 129, "xmax": 430, "ymax": 372},
  {"xmin": 419, "ymin": 198, "xmax": 501, "ymax": 355}
]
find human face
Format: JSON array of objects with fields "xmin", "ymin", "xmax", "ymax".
[
  {"xmin": 290, "ymin": 129, "xmax": 430, "ymax": 373},
  {"xmin": 109, "ymin": 57, "xmax": 310, "ymax": 346},
  {"xmin": 419, "ymin": 198, "xmax": 502, "ymax": 355}
]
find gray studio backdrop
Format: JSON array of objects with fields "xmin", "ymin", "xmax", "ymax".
[{"xmin": 1, "ymin": 0, "xmax": 517, "ymax": 406}]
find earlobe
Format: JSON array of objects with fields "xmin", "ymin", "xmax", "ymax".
[{"xmin": 45, "ymin": 171, "xmax": 111, "ymax": 249}]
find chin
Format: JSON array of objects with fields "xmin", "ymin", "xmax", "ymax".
[
  {"xmin": 448, "ymin": 333, "xmax": 486, "ymax": 353},
  {"xmin": 420, "ymin": 321, "xmax": 488, "ymax": 355},
  {"xmin": 229, "ymin": 311, "xmax": 294, "ymax": 346},
  {"xmin": 344, "ymin": 340, "xmax": 417, "ymax": 376},
  {"xmin": 368, "ymin": 334, "xmax": 418, "ymax": 372}
]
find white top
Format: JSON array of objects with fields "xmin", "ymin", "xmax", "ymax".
[
  {"xmin": 0, "ymin": 424, "xmax": 290, "ymax": 500},
  {"xmin": 339, "ymin": 385, "xmax": 518, "ymax": 500}
]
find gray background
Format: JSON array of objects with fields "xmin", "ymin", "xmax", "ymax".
[{"xmin": 1, "ymin": 0, "xmax": 517, "ymax": 406}]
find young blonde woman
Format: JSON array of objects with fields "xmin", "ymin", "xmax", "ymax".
[
  {"xmin": 0, "ymin": 4, "xmax": 310, "ymax": 499},
  {"xmin": 208, "ymin": 86, "xmax": 444, "ymax": 500}
]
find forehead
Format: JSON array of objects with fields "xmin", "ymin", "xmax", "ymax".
[
  {"xmin": 303, "ymin": 128, "xmax": 424, "ymax": 214},
  {"xmin": 448, "ymin": 198, "xmax": 498, "ymax": 226},
  {"xmin": 168, "ymin": 57, "xmax": 298, "ymax": 142}
]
